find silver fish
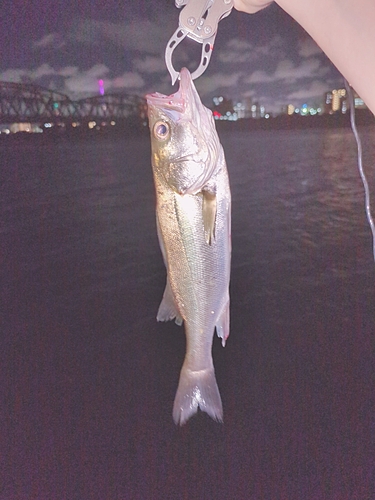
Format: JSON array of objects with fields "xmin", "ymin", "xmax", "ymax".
[{"xmin": 146, "ymin": 68, "xmax": 231, "ymax": 425}]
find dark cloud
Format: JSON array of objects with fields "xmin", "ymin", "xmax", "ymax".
[
  {"xmin": 287, "ymin": 80, "xmax": 330, "ymax": 102},
  {"xmin": 133, "ymin": 56, "xmax": 166, "ymax": 74},
  {"xmin": 0, "ymin": 0, "xmax": 344, "ymax": 113},
  {"xmin": 219, "ymin": 35, "xmax": 286, "ymax": 64},
  {"xmin": 69, "ymin": 17, "xmax": 172, "ymax": 55},
  {"xmin": 245, "ymin": 58, "xmax": 330, "ymax": 85},
  {"xmin": 33, "ymin": 33, "xmax": 66, "ymax": 50},
  {"xmin": 195, "ymin": 72, "xmax": 242, "ymax": 97}
]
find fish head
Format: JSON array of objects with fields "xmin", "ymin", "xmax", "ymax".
[{"xmin": 146, "ymin": 68, "xmax": 221, "ymax": 195}]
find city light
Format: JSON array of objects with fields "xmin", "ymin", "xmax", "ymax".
[
  {"xmin": 0, "ymin": 80, "xmax": 369, "ymax": 138},
  {"xmin": 0, "ymin": 81, "xmax": 148, "ymax": 135},
  {"xmin": 210, "ymin": 85, "xmax": 368, "ymax": 122},
  {"xmin": 98, "ymin": 79, "xmax": 105, "ymax": 96}
]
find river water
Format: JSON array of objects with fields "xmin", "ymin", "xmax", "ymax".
[{"xmin": 1, "ymin": 126, "xmax": 375, "ymax": 499}]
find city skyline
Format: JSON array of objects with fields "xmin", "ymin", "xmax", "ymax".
[{"xmin": 1, "ymin": 1, "xmax": 346, "ymax": 113}]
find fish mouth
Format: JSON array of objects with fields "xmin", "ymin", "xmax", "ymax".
[{"xmin": 146, "ymin": 67, "xmax": 192, "ymax": 114}]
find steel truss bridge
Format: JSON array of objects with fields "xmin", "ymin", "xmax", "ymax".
[{"xmin": 0, "ymin": 81, "xmax": 147, "ymax": 124}]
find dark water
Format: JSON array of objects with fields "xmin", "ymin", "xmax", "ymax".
[{"xmin": 1, "ymin": 127, "xmax": 375, "ymax": 499}]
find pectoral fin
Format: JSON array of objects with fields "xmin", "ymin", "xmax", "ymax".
[{"xmin": 202, "ymin": 191, "xmax": 217, "ymax": 245}]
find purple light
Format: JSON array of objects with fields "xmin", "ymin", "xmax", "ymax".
[{"xmin": 98, "ymin": 79, "xmax": 104, "ymax": 96}]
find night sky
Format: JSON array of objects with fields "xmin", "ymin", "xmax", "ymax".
[{"xmin": 1, "ymin": 0, "xmax": 344, "ymax": 112}]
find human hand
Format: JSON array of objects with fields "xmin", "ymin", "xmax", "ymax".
[{"xmin": 233, "ymin": 0, "xmax": 273, "ymax": 14}]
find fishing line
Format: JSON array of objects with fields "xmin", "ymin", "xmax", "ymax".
[{"xmin": 344, "ymin": 79, "xmax": 375, "ymax": 261}]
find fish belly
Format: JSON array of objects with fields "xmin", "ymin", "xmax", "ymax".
[{"xmin": 155, "ymin": 164, "xmax": 231, "ymax": 424}]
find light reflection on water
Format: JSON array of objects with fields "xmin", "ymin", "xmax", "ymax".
[
  {"xmin": 222, "ymin": 128, "xmax": 375, "ymax": 286},
  {"xmin": 1, "ymin": 128, "xmax": 374, "ymax": 304}
]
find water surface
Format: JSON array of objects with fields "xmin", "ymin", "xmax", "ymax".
[{"xmin": 1, "ymin": 127, "xmax": 375, "ymax": 499}]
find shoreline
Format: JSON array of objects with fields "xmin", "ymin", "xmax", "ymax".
[{"xmin": 0, "ymin": 109, "xmax": 373, "ymax": 142}]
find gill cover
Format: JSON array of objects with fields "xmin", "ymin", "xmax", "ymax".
[{"xmin": 147, "ymin": 68, "xmax": 221, "ymax": 195}]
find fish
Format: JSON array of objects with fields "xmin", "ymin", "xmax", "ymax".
[{"xmin": 146, "ymin": 68, "xmax": 231, "ymax": 425}]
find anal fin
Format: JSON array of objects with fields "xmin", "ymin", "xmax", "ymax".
[
  {"xmin": 157, "ymin": 278, "xmax": 183, "ymax": 326},
  {"xmin": 215, "ymin": 296, "xmax": 230, "ymax": 347}
]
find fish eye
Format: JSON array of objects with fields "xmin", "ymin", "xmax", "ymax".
[{"xmin": 153, "ymin": 121, "xmax": 170, "ymax": 140}]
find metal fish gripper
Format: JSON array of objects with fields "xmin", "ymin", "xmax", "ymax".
[{"xmin": 165, "ymin": 0, "xmax": 234, "ymax": 84}]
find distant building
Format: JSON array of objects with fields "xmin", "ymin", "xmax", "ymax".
[
  {"xmin": 9, "ymin": 122, "xmax": 43, "ymax": 133},
  {"xmin": 241, "ymin": 97, "xmax": 253, "ymax": 119},
  {"xmin": 211, "ymin": 95, "xmax": 274, "ymax": 120},
  {"xmin": 250, "ymin": 102, "xmax": 266, "ymax": 119},
  {"xmin": 282, "ymin": 103, "xmax": 323, "ymax": 116},
  {"xmin": 212, "ymin": 96, "xmax": 234, "ymax": 119},
  {"xmin": 324, "ymin": 88, "xmax": 369, "ymax": 113},
  {"xmin": 98, "ymin": 79, "xmax": 105, "ymax": 96},
  {"xmin": 233, "ymin": 102, "xmax": 246, "ymax": 119},
  {"xmin": 353, "ymin": 95, "xmax": 367, "ymax": 109},
  {"xmin": 325, "ymin": 88, "xmax": 347, "ymax": 114},
  {"xmin": 286, "ymin": 104, "xmax": 295, "ymax": 115}
]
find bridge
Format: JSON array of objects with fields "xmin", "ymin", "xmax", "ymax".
[{"xmin": 0, "ymin": 81, "xmax": 147, "ymax": 125}]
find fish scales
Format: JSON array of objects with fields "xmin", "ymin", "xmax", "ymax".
[{"xmin": 146, "ymin": 68, "xmax": 231, "ymax": 425}]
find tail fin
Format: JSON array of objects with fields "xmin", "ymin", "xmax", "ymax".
[{"xmin": 172, "ymin": 365, "xmax": 223, "ymax": 425}]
